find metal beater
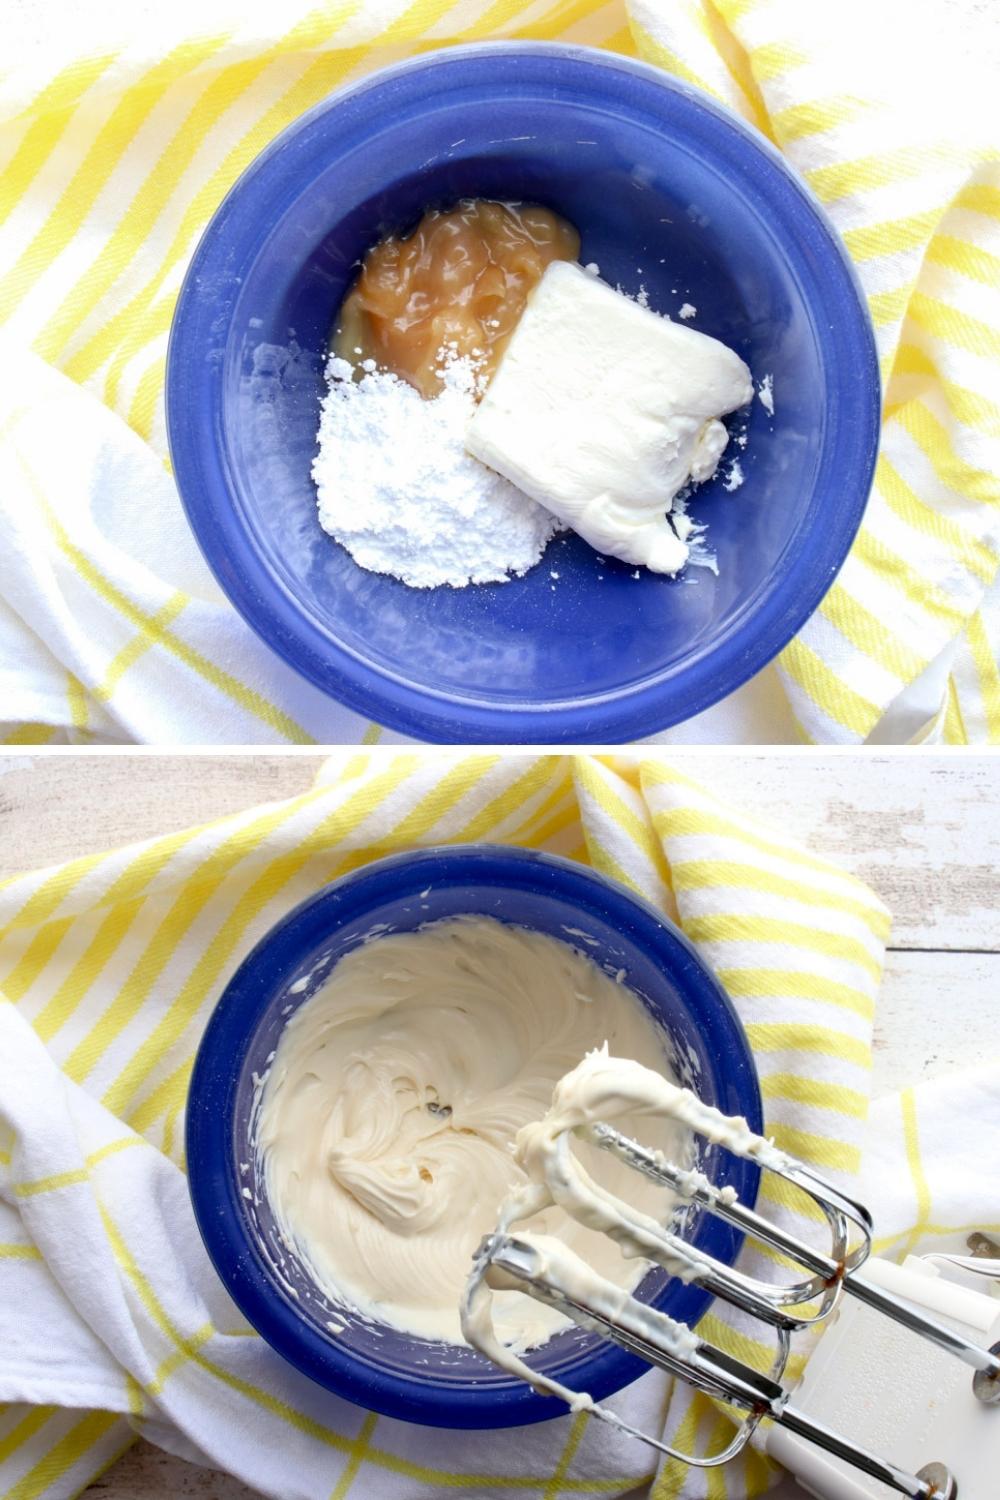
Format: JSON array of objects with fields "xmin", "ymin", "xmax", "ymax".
[{"xmin": 467, "ymin": 1119, "xmax": 1000, "ymax": 1500}]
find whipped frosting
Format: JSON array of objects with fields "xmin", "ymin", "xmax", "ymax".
[
  {"xmin": 255, "ymin": 917, "xmax": 678, "ymax": 1347},
  {"xmin": 466, "ymin": 260, "xmax": 754, "ymax": 574},
  {"xmin": 462, "ymin": 1049, "xmax": 785, "ymax": 1404}
]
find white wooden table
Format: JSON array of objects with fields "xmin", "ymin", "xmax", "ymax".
[{"xmin": 1, "ymin": 752, "xmax": 998, "ymax": 1499}]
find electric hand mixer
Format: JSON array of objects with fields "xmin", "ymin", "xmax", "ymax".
[{"xmin": 462, "ymin": 1053, "xmax": 1000, "ymax": 1500}]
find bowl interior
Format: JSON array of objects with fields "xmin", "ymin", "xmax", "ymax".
[
  {"xmin": 189, "ymin": 849, "xmax": 762, "ymax": 1427},
  {"xmin": 171, "ymin": 47, "xmax": 876, "ymax": 740}
]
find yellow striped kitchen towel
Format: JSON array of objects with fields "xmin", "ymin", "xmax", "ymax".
[
  {"xmin": 1, "ymin": 0, "xmax": 998, "ymax": 745},
  {"xmin": 0, "ymin": 750, "xmax": 891, "ymax": 1499}
]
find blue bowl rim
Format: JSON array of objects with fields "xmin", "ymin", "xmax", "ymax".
[
  {"xmin": 185, "ymin": 843, "xmax": 763, "ymax": 1429},
  {"xmin": 166, "ymin": 41, "xmax": 880, "ymax": 745}
]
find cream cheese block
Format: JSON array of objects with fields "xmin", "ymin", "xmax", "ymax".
[{"xmin": 465, "ymin": 260, "xmax": 754, "ymax": 573}]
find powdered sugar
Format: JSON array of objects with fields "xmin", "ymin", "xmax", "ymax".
[{"xmin": 312, "ymin": 356, "xmax": 558, "ymax": 589}]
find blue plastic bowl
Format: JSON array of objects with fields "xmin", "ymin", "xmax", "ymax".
[
  {"xmin": 167, "ymin": 43, "xmax": 878, "ymax": 744},
  {"xmin": 187, "ymin": 845, "xmax": 762, "ymax": 1428}
]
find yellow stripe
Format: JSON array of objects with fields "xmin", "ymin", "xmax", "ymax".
[
  {"xmin": 598, "ymin": 25, "xmax": 638, "ymax": 58},
  {"xmin": 14, "ymin": 450, "xmax": 313, "ymax": 743},
  {"xmin": 147, "ymin": 1320, "xmax": 215, "ymax": 1396},
  {"xmin": 0, "ymin": 1243, "xmax": 43, "ymax": 1261},
  {"xmin": 125, "ymin": 1374, "xmax": 144, "ymax": 1417},
  {"xmin": 0, "ymin": 1408, "xmax": 58, "ymax": 1466},
  {"xmin": 892, "ymin": 399, "xmax": 999, "ymax": 507},
  {"xmin": 329, "ymin": 1413, "xmax": 379, "ymax": 1500},
  {"xmin": 705, "ymin": 1410, "xmax": 736, "ymax": 1493},
  {"xmin": 759, "ymin": 1072, "xmax": 868, "ymax": 1119},
  {"xmin": 842, "ymin": 208, "xmax": 941, "ymax": 262},
  {"xmin": 888, "ymin": 355, "xmax": 1000, "ymax": 441},
  {"xmin": 628, "ymin": 20, "xmax": 728, "ymax": 104},
  {"xmin": 874, "ymin": 1215, "xmax": 1000, "ymax": 1256},
  {"xmin": 957, "ymin": 183, "xmax": 1000, "ymax": 223},
  {"xmin": 768, "ymin": 1123, "xmax": 861, "ymax": 1174},
  {"xmin": 873, "ymin": 448, "xmax": 997, "ymax": 581},
  {"xmin": 2, "ymin": 916, "xmax": 78, "ymax": 1001},
  {"xmin": 779, "ymin": 637, "xmax": 882, "ymax": 738},
  {"xmin": 757, "ymin": 1169, "xmax": 830, "ymax": 1225},
  {"xmin": 807, "ymin": 145, "xmax": 972, "ymax": 205},
  {"xmin": 944, "ymin": 673, "xmax": 968, "ymax": 744},
  {"xmin": 869, "ymin": 283, "xmax": 913, "ymax": 328},
  {"xmin": 718, "ymin": 966, "xmax": 874, "ymax": 1019},
  {"xmin": 0, "ymin": 724, "xmax": 60, "ymax": 744},
  {"xmin": 926, "ymin": 231, "xmax": 1000, "ymax": 290},
  {"xmin": 745, "ymin": 1023, "xmax": 872, "ymax": 1070},
  {"xmin": 0, "ymin": 53, "xmax": 117, "ymax": 231},
  {"xmin": 685, "ymin": 913, "xmax": 883, "ymax": 978},
  {"xmin": 770, "ymin": 94, "xmax": 868, "ymax": 143},
  {"xmin": 361, "ymin": 722, "xmax": 383, "ymax": 745},
  {"xmin": 67, "ymin": 672, "xmax": 89, "ymax": 735},
  {"xmin": 14, "ymin": 1166, "xmax": 88, "ymax": 1198},
  {"xmin": 584, "ymin": 830, "xmax": 643, "ymax": 897},
  {"xmin": 670, "ymin": 860, "xmax": 889, "ymax": 934},
  {"xmin": 575, "ymin": 758, "xmax": 672, "ymax": 888},
  {"xmin": 508, "ymin": 775, "xmax": 578, "ymax": 845},
  {"xmin": 5, "ymin": 812, "xmax": 215, "ymax": 1005},
  {"xmin": 0, "ymin": 852, "xmax": 105, "ymax": 930},
  {"xmin": 518, "ymin": 797, "xmax": 581, "ymax": 852},
  {"xmin": 452, "ymin": 757, "xmax": 563, "ymax": 843},
  {"xmin": 161, "ymin": 1091, "xmax": 185, "ymax": 1162},
  {"xmin": 543, "ymin": 1411, "xmax": 590, "ymax": 1500},
  {"xmin": 820, "ymin": 583, "xmax": 928, "ymax": 683},
  {"xmin": 94, "ymin": 592, "xmax": 189, "ymax": 699},
  {"xmin": 852, "ymin": 527, "xmax": 967, "ymax": 628},
  {"xmin": 748, "ymin": 41, "xmax": 807, "ymax": 84},
  {"xmin": 713, "ymin": 0, "xmax": 760, "ymax": 23},
  {"xmin": 652, "ymin": 1399, "xmax": 703, "ymax": 1500},
  {"xmin": 686, "ymin": 0, "xmax": 774, "ymax": 140},
  {"xmin": 0, "ymin": 32, "xmax": 237, "ymax": 321},
  {"xmin": 32, "ymin": 895, "xmax": 148, "ymax": 1041},
  {"xmin": 698, "ymin": 1313, "xmax": 807, "ymax": 1381},
  {"xmin": 900, "ymin": 1088, "xmax": 932, "ymax": 1255},
  {"xmin": 128, "ymin": 353, "xmax": 167, "ymax": 441},
  {"xmin": 386, "ymin": 754, "xmax": 502, "ymax": 843},
  {"xmin": 966, "ymin": 611, "xmax": 1000, "ymax": 741},
  {"xmin": 4, "ymin": 1410, "xmax": 121, "ymax": 1500},
  {"xmin": 14, "ymin": 1137, "xmax": 144, "ymax": 1196},
  {"xmin": 909, "ymin": 289, "xmax": 1000, "ymax": 364}
]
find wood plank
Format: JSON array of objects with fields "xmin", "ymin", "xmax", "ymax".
[
  {"xmin": 0, "ymin": 753, "xmax": 321, "ymax": 878},
  {"xmin": 875, "ymin": 949, "xmax": 1000, "ymax": 1093}
]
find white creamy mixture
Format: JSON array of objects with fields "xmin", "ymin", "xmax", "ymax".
[
  {"xmin": 255, "ymin": 918, "xmax": 676, "ymax": 1348},
  {"xmin": 462, "ymin": 1049, "xmax": 789, "ymax": 1406},
  {"xmin": 466, "ymin": 261, "xmax": 754, "ymax": 574}
]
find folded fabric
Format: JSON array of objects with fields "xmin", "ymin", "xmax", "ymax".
[
  {"xmin": 0, "ymin": 750, "xmax": 887, "ymax": 1499},
  {"xmin": 1, "ymin": 0, "xmax": 997, "ymax": 745}
]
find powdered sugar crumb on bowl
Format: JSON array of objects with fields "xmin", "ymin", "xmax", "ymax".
[
  {"xmin": 757, "ymin": 373, "xmax": 775, "ymax": 415},
  {"xmin": 311, "ymin": 355, "xmax": 559, "ymax": 589}
]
